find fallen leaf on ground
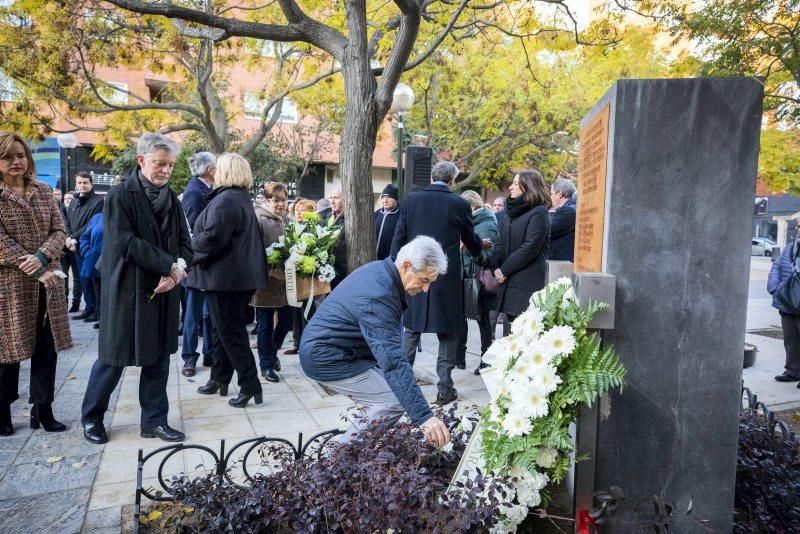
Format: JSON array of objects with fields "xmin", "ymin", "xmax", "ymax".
[
  {"xmin": 65, "ymin": 374, "xmax": 76, "ymax": 380},
  {"xmin": 46, "ymin": 456, "xmax": 64, "ymax": 464},
  {"xmin": 72, "ymin": 460, "xmax": 86, "ymax": 469},
  {"xmin": 147, "ymin": 510, "xmax": 163, "ymax": 522}
]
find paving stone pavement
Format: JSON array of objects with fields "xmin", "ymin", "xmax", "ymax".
[{"xmin": 0, "ymin": 257, "xmax": 790, "ymax": 534}]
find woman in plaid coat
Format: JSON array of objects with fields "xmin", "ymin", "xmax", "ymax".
[{"xmin": 0, "ymin": 132, "xmax": 73, "ymax": 437}]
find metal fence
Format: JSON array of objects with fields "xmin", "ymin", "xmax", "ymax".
[
  {"xmin": 133, "ymin": 428, "xmax": 343, "ymax": 532},
  {"xmin": 740, "ymin": 384, "xmax": 793, "ymax": 440}
]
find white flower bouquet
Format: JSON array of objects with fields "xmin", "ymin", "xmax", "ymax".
[
  {"xmin": 479, "ymin": 277, "xmax": 626, "ymax": 531},
  {"xmin": 265, "ymin": 211, "xmax": 342, "ymax": 304}
]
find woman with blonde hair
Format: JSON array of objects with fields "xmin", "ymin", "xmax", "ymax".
[
  {"xmin": 0, "ymin": 132, "xmax": 73, "ymax": 436},
  {"xmin": 187, "ymin": 153, "xmax": 267, "ymax": 408}
]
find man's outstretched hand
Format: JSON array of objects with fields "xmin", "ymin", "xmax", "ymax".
[{"xmin": 420, "ymin": 416, "xmax": 450, "ymax": 448}]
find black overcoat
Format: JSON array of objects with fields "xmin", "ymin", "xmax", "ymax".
[
  {"xmin": 98, "ymin": 169, "xmax": 193, "ymax": 367},
  {"xmin": 493, "ymin": 204, "xmax": 550, "ymax": 317},
  {"xmin": 390, "ymin": 183, "xmax": 482, "ymax": 334},
  {"xmin": 186, "ymin": 187, "xmax": 267, "ymax": 292},
  {"xmin": 548, "ymin": 198, "xmax": 576, "ymax": 262}
]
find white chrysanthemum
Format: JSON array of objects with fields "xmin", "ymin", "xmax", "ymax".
[
  {"xmin": 510, "ymin": 382, "xmax": 549, "ymax": 419},
  {"xmin": 540, "ymin": 325, "xmax": 576, "ymax": 357},
  {"xmin": 530, "ymin": 470, "xmax": 550, "ymax": 491},
  {"xmin": 516, "ymin": 484, "xmax": 542, "ymax": 508},
  {"xmin": 317, "ymin": 264, "xmax": 336, "ymax": 283},
  {"xmin": 504, "ymin": 503, "xmax": 529, "ymax": 526},
  {"xmin": 531, "ymin": 365, "xmax": 562, "ymax": 395},
  {"xmin": 535, "ymin": 447, "xmax": 558, "ymax": 469},
  {"xmin": 512, "ymin": 307, "xmax": 545, "ymax": 339},
  {"xmin": 502, "ymin": 408, "xmax": 533, "ymax": 437},
  {"xmin": 508, "ymin": 356, "xmax": 536, "ymax": 383},
  {"xmin": 523, "ymin": 340, "xmax": 552, "ymax": 369}
]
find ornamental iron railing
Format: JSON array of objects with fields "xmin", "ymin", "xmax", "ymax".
[{"xmin": 133, "ymin": 428, "xmax": 343, "ymax": 533}]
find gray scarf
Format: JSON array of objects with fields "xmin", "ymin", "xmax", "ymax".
[{"xmin": 138, "ymin": 170, "xmax": 172, "ymax": 223}]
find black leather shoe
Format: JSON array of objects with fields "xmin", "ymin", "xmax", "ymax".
[
  {"xmin": 182, "ymin": 362, "xmax": 196, "ymax": 377},
  {"xmin": 433, "ymin": 390, "xmax": 458, "ymax": 406},
  {"xmin": 262, "ymin": 370, "xmax": 279, "ymax": 383},
  {"xmin": 71, "ymin": 310, "xmax": 92, "ymax": 320},
  {"xmin": 83, "ymin": 422, "xmax": 108, "ymax": 444},
  {"xmin": 197, "ymin": 380, "xmax": 228, "ymax": 396},
  {"xmin": 229, "ymin": 392, "xmax": 263, "ymax": 408},
  {"xmin": 141, "ymin": 424, "xmax": 185, "ymax": 442},
  {"xmin": 473, "ymin": 361, "xmax": 490, "ymax": 375},
  {"xmin": 1, "ymin": 404, "xmax": 12, "ymax": 437},
  {"xmin": 68, "ymin": 302, "xmax": 80, "ymax": 313},
  {"xmin": 83, "ymin": 312, "xmax": 99, "ymax": 323},
  {"xmin": 30, "ymin": 404, "xmax": 66, "ymax": 432},
  {"xmin": 455, "ymin": 363, "xmax": 466, "ymax": 370},
  {"xmin": 93, "ymin": 323, "xmax": 100, "ymax": 329},
  {"xmin": 201, "ymin": 356, "xmax": 213, "ymax": 367},
  {"xmin": 775, "ymin": 372, "xmax": 800, "ymax": 382}
]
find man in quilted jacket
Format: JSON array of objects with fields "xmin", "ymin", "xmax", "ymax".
[{"xmin": 299, "ymin": 236, "xmax": 450, "ymax": 447}]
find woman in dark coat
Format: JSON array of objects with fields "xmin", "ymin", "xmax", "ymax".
[
  {"xmin": 0, "ymin": 132, "xmax": 73, "ymax": 436},
  {"xmin": 251, "ymin": 181, "xmax": 293, "ymax": 383},
  {"xmin": 492, "ymin": 170, "xmax": 551, "ymax": 326},
  {"xmin": 189, "ymin": 154, "xmax": 267, "ymax": 408},
  {"xmin": 768, "ymin": 237, "xmax": 800, "ymax": 384}
]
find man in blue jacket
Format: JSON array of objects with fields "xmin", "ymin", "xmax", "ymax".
[
  {"xmin": 180, "ymin": 152, "xmax": 216, "ymax": 377},
  {"xmin": 299, "ymin": 236, "xmax": 451, "ymax": 447}
]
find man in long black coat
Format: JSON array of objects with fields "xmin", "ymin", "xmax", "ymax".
[
  {"xmin": 66, "ymin": 172, "xmax": 103, "ymax": 319},
  {"xmin": 390, "ymin": 161, "xmax": 485, "ymax": 405},
  {"xmin": 374, "ymin": 184, "xmax": 400, "ymax": 260},
  {"xmin": 81, "ymin": 133, "xmax": 193, "ymax": 445}
]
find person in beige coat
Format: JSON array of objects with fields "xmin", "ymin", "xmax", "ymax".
[
  {"xmin": 251, "ymin": 182, "xmax": 293, "ymax": 383},
  {"xmin": 0, "ymin": 132, "xmax": 73, "ymax": 436}
]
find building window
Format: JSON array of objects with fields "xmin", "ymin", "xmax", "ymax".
[
  {"xmin": 0, "ymin": 70, "xmax": 19, "ymax": 102},
  {"xmin": 102, "ymin": 81, "xmax": 129, "ymax": 106},
  {"xmin": 244, "ymin": 93, "xmax": 297, "ymax": 123}
]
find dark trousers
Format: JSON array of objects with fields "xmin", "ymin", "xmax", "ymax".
[
  {"xmin": 78, "ymin": 255, "xmax": 97, "ymax": 314},
  {"xmin": 206, "ymin": 291, "xmax": 262, "ymax": 396},
  {"xmin": 256, "ymin": 306, "xmax": 293, "ymax": 372},
  {"xmin": 290, "ymin": 301, "xmax": 315, "ymax": 348},
  {"xmin": 181, "ymin": 287, "xmax": 212, "ymax": 363},
  {"xmin": 402, "ymin": 330, "xmax": 457, "ymax": 396},
  {"xmin": 456, "ymin": 294, "xmax": 495, "ymax": 366},
  {"xmin": 81, "ymin": 355, "xmax": 171, "ymax": 428},
  {"xmin": 779, "ymin": 312, "xmax": 800, "ymax": 376},
  {"xmin": 65, "ymin": 251, "xmax": 82, "ymax": 304},
  {"xmin": 0, "ymin": 284, "xmax": 58, "ymax": 405}
]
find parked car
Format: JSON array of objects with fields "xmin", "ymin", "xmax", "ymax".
[{"xmin": 752, "ymin": 237, "xmax": 776, "ymax": 256}]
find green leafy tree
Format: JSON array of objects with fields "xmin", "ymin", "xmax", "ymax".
[
  {"xmin": 759, "ymin": 128, "xmax": 800, "ymax": 193},
  {"xmin": 0, "ymin": 0, "xmax": 614, "ymax": 272}
]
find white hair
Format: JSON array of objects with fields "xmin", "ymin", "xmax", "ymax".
[
  {"xmin": 188, "ymin": 151, "xmax": 216, "ymax": 177},
  {"xmin": 395, "ymin": 236, "xmax": 448, "ymax": 275},
  {"xmin": 136, "ymin": 132, "xmax": 180, "ymax": 157}
]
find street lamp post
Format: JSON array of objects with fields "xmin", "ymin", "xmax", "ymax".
[
  {"xmin": 390, "ymin": 83, "xmax": 414, "ymax": 199},
  {"xmin": 56, "ymin": 133, "xmax": 79, "ymax": 194}
]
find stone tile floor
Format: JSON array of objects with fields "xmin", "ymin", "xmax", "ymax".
[
  {"xmin": 0, "ymin": 314, "xmax": 492, "ymax": 534},
  {"xmin": 0, "ymin": 257, "xmax": 793, "ymax": 533}
]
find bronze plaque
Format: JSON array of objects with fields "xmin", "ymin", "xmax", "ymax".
[{"xmin": 574, "ymin": 104, "xmax": 610, "ymax": 272}]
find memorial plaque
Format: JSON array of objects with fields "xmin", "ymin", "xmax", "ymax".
[{"xmin": 574, "ymin": 104, "xmax": 610, "ymax": 272}]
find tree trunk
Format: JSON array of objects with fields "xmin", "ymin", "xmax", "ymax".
[{"xmin": 340, "ymin": 63, "xmax": 379, "ymax": 274}]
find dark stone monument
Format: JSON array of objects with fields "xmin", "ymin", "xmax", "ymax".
[{"xmin": 575, "ymin": 78, "xmax": 763, "ymax": 532}]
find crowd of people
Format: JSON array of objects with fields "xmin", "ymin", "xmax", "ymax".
[{"xmin": 0, "ymin": 130, "xmax": 577, "ymax": 447}]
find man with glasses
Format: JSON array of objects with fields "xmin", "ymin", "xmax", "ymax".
[{"xmin": 180, "ymin": 152, "xmax": 217, "ymax": 377}]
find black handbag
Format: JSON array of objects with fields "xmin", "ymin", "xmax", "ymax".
[
  {"xmin": 775, "ymin": 242, "xmax": 800, "ymax": 314},
  {"xmin": 463, "ymin": 275, "xmax": 482, "ymax": 321}
]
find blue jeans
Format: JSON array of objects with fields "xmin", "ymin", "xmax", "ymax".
[
  {"xmin": 79, "ymin": 276, "xmax": 96, "ymax": 313},
  {"xmin": 182, "ymin": 287, "xmax": 212, "ymax": 363},
  {"xmin": 256, "ymin": 306, "xmax": 293, "ymax": 372}
]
